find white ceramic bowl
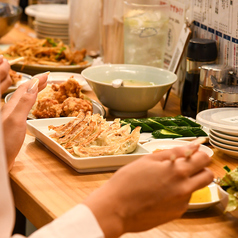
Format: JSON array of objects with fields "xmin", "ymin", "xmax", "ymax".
[
  {"xmin": 81, "ymin": 64, "xmax": 177, "ymax": 117},
  {"xmin": 217, "ymin": 185, "xmax": 238, "ymax": 218}
]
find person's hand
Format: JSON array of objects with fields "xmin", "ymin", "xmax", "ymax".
[
  {"xmin": 0, "ymin": 55, "xmax": 12, "ymax": 94},
  {"xmin": 1, "ymin": 72, "xmax": 48, "ymax": 170},
  {"xmin": 83, "ymin": 143, "xmax": 214, "ymax": 238}
]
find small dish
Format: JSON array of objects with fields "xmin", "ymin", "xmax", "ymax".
[
  {"xmin": 217, "ymin": 185, "xmax": 238, "ymax": 218},
  {"xmin": 209, "ymin": 136, "xmax": 238, "ymax": 152},
  {"xmin": 5, "ymin": 72, "xmax": 32, "ymax": 94},
  {"xmin": 210, "ymin": 131, "xmax": 238, "ymax": 146},
  {"xmin": 35, "ymin": 72, "xmax": 92, "ymax": 91},
  {"xmin": 196, "ymin": 108, "xmax": 238, "ymax": 135},
  {"xmin": 27, "ymin": 117, "xmax": 150, "ymax": 173},
  {"xmin": 142, "ymin": 139, "xmax": 214, "ymax": 157},
  {"xmin": 210, "ymin": 129, "xmax": 238, "ymax": 142},
  {"xmin": 5, "ymin": 92, "xmax": 106, "ymax": 119},
  {"xmin": 188, "ymin": 183, "xmax": 220, "ymax": 212},
  {"xmin": 209, "ymin": 140, "xmax": 238, "ymax": 158}
]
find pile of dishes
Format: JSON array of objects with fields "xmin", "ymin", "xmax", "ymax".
[
  {"xmin": 25, "ymin": 4, "xmax": 69, "ymax": 44},
  {"xmin": 196, "ymin": 108, "xmax": 238, "ymax": 158}
]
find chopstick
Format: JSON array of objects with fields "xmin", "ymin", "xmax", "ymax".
[
  {"xmin": 170, "ymin": 137, "xmax": 207, "ymax": 162},
  {"xmin": 8, "ymin": 57, "xmax": 25, "ymax": 65}
]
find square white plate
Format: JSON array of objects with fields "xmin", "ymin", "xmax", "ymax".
[{"xmin": 27, "ymin": 117, "xmax": 150, "ymax": 173}]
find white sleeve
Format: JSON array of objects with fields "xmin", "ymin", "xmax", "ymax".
[{"xmin": 26, "ymin": 204, "xmax": 105, "ymax": 238}]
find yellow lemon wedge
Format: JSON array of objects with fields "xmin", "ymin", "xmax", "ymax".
[{"xmin": 189, "ymin": 186, "xmax": 212, "ymax": 204}]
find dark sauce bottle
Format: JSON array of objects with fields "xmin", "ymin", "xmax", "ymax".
[{"xmin": 180, "ymin": 38, "xmax": 217, "ymax": 119}]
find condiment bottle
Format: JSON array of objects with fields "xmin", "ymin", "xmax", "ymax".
[
  {"xmin": 197, "ymin": 64, "xmax": 225, "ymax": 113},
  {"xmin": 180, "ymin": 38, "xmax": 217, "ymax": 119}
]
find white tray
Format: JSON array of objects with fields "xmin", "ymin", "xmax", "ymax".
[{"xmin": 27, "ymin": 117, "xmax": 150, "ymax": 173}]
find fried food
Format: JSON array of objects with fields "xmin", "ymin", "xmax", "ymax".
[
  {"xmin": 32, "ymin": 98, "xmax": 62, "ymax": 118},
  {"xmin": 31, "ymin": 77, "xmax": 93, "ymax": 118},
  {"xmin": 0, "ymin": 38, "xmax": 87, "ymax": 66},
  {"xmin": 9, "ymin": 69, "xmax": 22, "ymax": 85},
  {"xmin": 49, "ymin": 111, "xmax": 141, "ymax": 157},
  {"xmin": 61, "ymin": 97, "xmax": 93, "ymax": 117}
]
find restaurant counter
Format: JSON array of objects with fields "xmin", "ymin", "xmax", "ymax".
[{"xmin": 1, "ymin": 23, "xmax": 238, "ymax": 238}]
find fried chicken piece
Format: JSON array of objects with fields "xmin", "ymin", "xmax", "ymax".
[
  {"xmin": 51, "ymin": 77, "xmax": 82, "ymax": 103},
  {"xmin": 61, "ymin": 97, "xmax": 93, "ymax": 117},
  {"xmin": 9, "ymin": 69, "xmax": 22, "ymax": 85},
  {"xmin": 32, "ymin": 98, "xmax": 62, "ymax": 118}
]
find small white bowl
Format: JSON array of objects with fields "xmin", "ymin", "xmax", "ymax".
[
  {"xmin": 217, "ymin": 185, "xmax": 238, "ymax": 218},
  {"xmin": 81, "ymin": 64, "xmax": 177, "ymax": 117}
]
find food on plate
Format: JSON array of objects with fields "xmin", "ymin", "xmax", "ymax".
[
  {"xmin": 9, "ymin": 69, "xmax": 22, "ymax": 85},
  {"xmin": 49, "ymin": 111, "xmax": 141, "ymax": 157},
  {"xmin": 31, "ymin": 77, "xmax": 93, "ymax": 118},
  {"xmin": 217, "ymin": 166, "xmax": 238, "ymax": 212},
  {"xmin": 121, "ymin": 115, "xmax": 207, "ymax": 139},
  {"xmin": 189, "ymin": 186, "xmax": 212, "ymax": 203},
  {"xmin": 1, "ymin": 38, "xmax": 88, "ymax": 66}
]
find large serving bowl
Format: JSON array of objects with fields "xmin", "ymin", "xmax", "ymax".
[
  {"xmin": 217, "ymin": 185, "xmax": 238, "ymax": 218},
  {"xmin": 0, "ymin": 3, "xmax": 22, "ymax": 38},
  {"xmin": 81, "ymin": 64, "xmax": 177, "ymax": 117}
]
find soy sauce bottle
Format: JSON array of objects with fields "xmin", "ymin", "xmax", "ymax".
[{"xmin": 180, "ymin": 38, "xmax": 217, "ymax": 119}]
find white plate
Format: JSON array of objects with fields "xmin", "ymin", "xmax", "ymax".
[
  {"xmin": 35, "ymin": 72, "xmax": 92, "ymax": 91},
  {"xmin": 0, "ymin": 45, "xmax": 92, "ymax": 75},
  {"xmin": 5, "ymin": 92, "xmax": 106, "ymax": 119},
  {"xmin": 196, "ymin": 108, "xmax": 238, "ymax": 135},
  {"xmin": 209, "ymin": 136, "xmax": 238, "ymax": 152},
  {"xmin": 142, "ymin": 139, "xmax": 214, "ymax": 157},
  {"xmin": 26, "ymin": 117, "xmax": 150, "ymax": 173},
  {"xmin": 25, "ymin": 4, "xmax": 69, "ymax": 24},
  {"xmin": 10, "ymin": 56, "xmax": 92, "ymax": 75},
  {"xmin": 209, "ymin": 140, "xmax": 238, "ymax": 158},
  {"xmin": 188, "ymin": 183, "xmax": 220, "ymax": 212},
  {"xmin": 5, "ymin": 72, "xmax": 32, "ymax": 94},
  {"xmin": 210, "ymin": 129, "xmax": 238, "ymax": 142},
  {"xmin": 34, "ymin": 20, "xmax": 69, "ymax": 29},
  {"xmin": 209, "ymin": 131, "xmax": 238, "ymax": 146}
]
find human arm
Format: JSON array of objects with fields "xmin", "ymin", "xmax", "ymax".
[
  {"xmin": 83, "ymin": 143, "xmax": 214, "ymax": 238},
  {"xmin": 0, "ymin": 55, "xmax": 12, "ymax": 94},
  {"xmin": 1, "ymin": 73, "xmax": 48, "ymax": 170}
]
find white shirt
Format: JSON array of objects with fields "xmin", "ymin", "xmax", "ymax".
[{"xmin": 0, "ymin": 120, "xmax": 104, "ymax": 238}]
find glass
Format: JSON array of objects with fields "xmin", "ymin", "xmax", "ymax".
[
  {"xmin": 123, "ymin": 0, "xmax": 169, "ymax": 68},
  {"xmin": 100, "ymin": 0, "xmax": 124, "ymax": 63}
]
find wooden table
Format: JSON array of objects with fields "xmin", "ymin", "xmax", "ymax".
[{"xmin": 2, "ymin": 23, "xmax": 238, "ymax": 238}]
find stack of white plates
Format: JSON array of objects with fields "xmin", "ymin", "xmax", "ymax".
[
  {"xmin": 25, "ymin": 4, "xmax": 69, "ymax": 44},
  {"xmin": 196, "ymin": 108, "xmax": 238, "ymax": 158}
]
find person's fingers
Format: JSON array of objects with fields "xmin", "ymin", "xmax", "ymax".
[
  {"xmin": 0, "ymin": 58, "xmax": 10, "ymax": 82},
  {"xmin": 6, "ymin": 78, "xmax": 39, "ymax": 122},
  {"xmin": 0, "ymin": 55, "xmax": 4, "ymax": 64},
  {"xmin": 0, "ymin": 74, "xmax": 12, "ymax": 94},
  {"xmin": 172, "ymin": 150, "xmax": 212, "ymax": 179},
  {"xmin": 33, "ymin": 71, "xmax": 49, "ymax": 92},
  {"xmin": 2, "ymin": 78, "xmax": 39, "ymax": 122},
  {"xmin": 187, "ymin": 168, "xmax": 214, "ymax": 192},
  {"xmin": 148, "ymin": 143, "xmax": 201, "ymax": 162}
]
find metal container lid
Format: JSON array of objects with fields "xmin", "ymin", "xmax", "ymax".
[
  {"xmin": 200, "ymin": 64, "xmax": 225, "ymax": 87},
  {"xmin": 212, "ymin": 85, "xmax": 238, "ymax": 102}
]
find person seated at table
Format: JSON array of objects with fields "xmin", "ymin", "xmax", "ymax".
[
  {"xmin": 0, "ymin": 59, "xmax": 214, "ymax": 238},
  {"xmin": 0, "ymin": 54, "xmax": 48, "ymax": 170}
]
